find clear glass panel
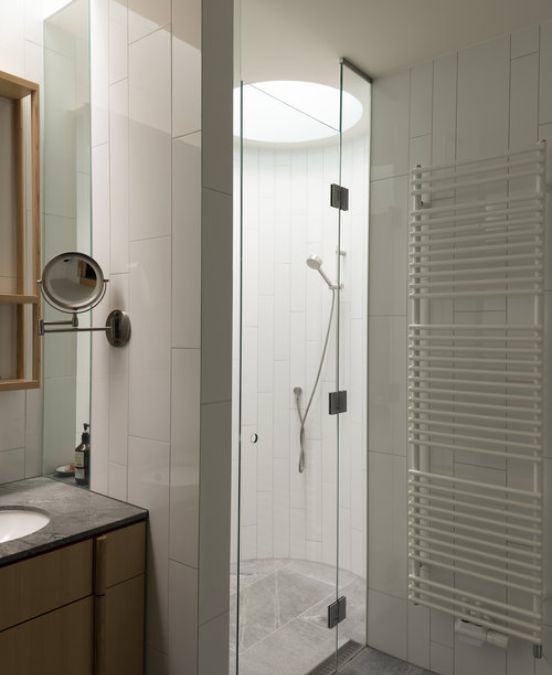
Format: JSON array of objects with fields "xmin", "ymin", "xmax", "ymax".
[
  {"xmin": 232, "ymin": 80, "xmax": 342, "ymax": 674},
  {"xmin": 337, "ymin": 62, "xmax": 371, "ymax": 669}
]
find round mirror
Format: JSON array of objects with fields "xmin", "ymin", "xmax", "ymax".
[{"xmin": 40, "ymin": 252, "xmax": 106, "ymax": 313}]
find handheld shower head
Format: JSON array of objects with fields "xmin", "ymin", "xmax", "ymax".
[
  {"xmin": 306, "ymin": 254, "xmax": 336, "ymax": 290},
  {"xmin": 306, "ymin": 255, "xmax": 323, "ymax": 271}
]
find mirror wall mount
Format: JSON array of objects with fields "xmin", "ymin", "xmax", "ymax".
[{"xmin": 38, "ymin": 252, "xmax": 131, "ymax": 348}]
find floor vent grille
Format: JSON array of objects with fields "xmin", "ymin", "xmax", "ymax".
[{"xmin": 306, "ymin": 640, "xmax": 362, "ymax": 675}]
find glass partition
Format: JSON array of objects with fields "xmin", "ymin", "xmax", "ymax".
[{"xmin": 232, "ymin": 66, "xmax": 371, "ymax": 674}]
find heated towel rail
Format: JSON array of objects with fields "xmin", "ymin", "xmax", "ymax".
[{"xmin": 408, "ymin": 142, "xmax": 547, "ymax": 656}]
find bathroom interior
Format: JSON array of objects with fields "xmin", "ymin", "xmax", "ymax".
[{"xmin": 1, "ymin": 0, "xmax": 552, "ymax": 674}]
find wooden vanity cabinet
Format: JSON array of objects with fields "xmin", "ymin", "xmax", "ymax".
[{"xmin": 0, "ymin": 521, "xmax": 146, "ymax": 675}]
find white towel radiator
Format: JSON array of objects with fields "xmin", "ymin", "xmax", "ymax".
[{"xmin": 408, "ymin": 143, "xmax": 547, "ymax": 656}]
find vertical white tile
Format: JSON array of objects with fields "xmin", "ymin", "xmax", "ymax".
[
  {"xmin": 169, "ymin": 348, "xmax": 200, "ymax": 568},
  {"xmin": 454, "ymin": 638, "xmax": 506, "ymax": 675},
  {"xmin": 109, "ymin": 0, "xmax": 128, "ymax": 84},
  {"xmin": 92, "ymin": 143, "xmax": 111, "ymax": 274},
  {"xmin": 129, "ymin": 236, "xmax": 171, "ymax": 442},
  {"xmin": 107, "ymin": 461, "xmax": 127, "ymax": 500},
  {"xmin": 511, "ymin": 25, "xmax": 539, "ymax": 59},
  {"xmin": 410, "ymin": 61, "xmax": 433, "ymax": 138},
  {"xmin": 430, "ymin": 642, "xmax": 454, "ymax": 675},
  {"xmin": 198, "ymin": 611, "xmax": 229, "ymax": 675},
  {"xmin": 128, "ymin": 435, "xmax": 170, "ymax": 653},
  {"xmin": 172, "ymin": 0, "xmax": 201, "ymax": 138},
  {"xmin": 128, "ymin": 28, "xmax": 171, "ymax": 241},
  {"xmin": 368, "ymin": 317, "xmax": 406, "ymax": 455},
  {"xmin": 198, "ymin": 401, "xmax": 231, "ymax": 625},
  {"xmin": 0, "ymin": 391, "xmax": 25, "ymax": 451},
  {"xmin": 410, "ymin": 134, "xmax": 432, "ymax": 170},
  {"xmin": 24, "ymin": 389, "xmax": 42, "ymax": 478},
  {"xmin": 372, "ymin": 70, "xmax": 410, "ymax": 180},
  {"xmin": 509, "ymin": 53, "xmax": 539, "ymax": 151},
  {"xmin": 457, "ymin": 35, "xmax": 510, "ymax": 160},
  {"xmin": 201, "ymin": 189, "xmax": 233, "ymax": 404},
  {"xmin": 369, "ymin": 176, "xmax": 408, "ymax": 316},
  {"xmin": 540, "ymin": 21, "xmax": 552, "ymax": 125},
  {"xmin": 128, "ymin": 0, "xmax": 170, "ymax": 43},
  {"xmin": 108, "ymin": 274, "xmax": 129, "ymax": 465},
  {"xmin": 91, "ymin": 0, "xmax": 109, "ymax": 147},
  {"xmin": 368, "ymin": 452, "xmax": 407, "ymax": 598},
  {"xmin": 109, "ymin": 78, "xmax": 129, "ymax": 274},
  {"xmin": 508, "ymin": 639, "xmax": 536, "ymax": 675},
  {"xmin": 172, "ymin": 134, "xmax": 201, "ymax": 349},
  {"xmin": 168, "ymin": 561, "xmax": 198, "ymax": 675},
  {"xmin": 0, "ymin": 448, "xmax": 25, "ymax": 484},
  {"xmin": 408, "ymin": 603, "xmax": 430, "ymax": 669},
  {"xmin": 202, "ymin": 0, "xmax": 233, "ymax": 195},
  {"xmin": 367, "ymin": 589, "xmax": 407, "ymax": 660}
]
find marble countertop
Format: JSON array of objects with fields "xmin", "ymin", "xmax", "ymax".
[{"xmin": 0, "ymin": 477, "xmax": 147, "ymax": 567}]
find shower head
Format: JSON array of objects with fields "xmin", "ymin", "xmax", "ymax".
[
  {"xmin": 306, "ymin": 255, "xmax": 323, "ymax": 271},
  {"xmin": 306, "ymin": 254, "xmax": 336, "ymax": 290}
]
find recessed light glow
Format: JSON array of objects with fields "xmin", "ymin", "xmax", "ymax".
[{"xmin": 234, "ymin": 80, "xmax": 363, "ymax": 144}]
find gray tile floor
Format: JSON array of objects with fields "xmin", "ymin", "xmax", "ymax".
[{"xmin": 229, "ymin": 558, "xmax": 366, "ymax": 675}]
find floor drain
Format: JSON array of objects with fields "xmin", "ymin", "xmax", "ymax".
[{"xmin": 306, "ymin": 640, "xmax": 363, "ymax": 675}]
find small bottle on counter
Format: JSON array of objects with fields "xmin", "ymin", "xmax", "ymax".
[{"xmin": 75, "ymin": 423, "xmax": 90, "ymax": 486}]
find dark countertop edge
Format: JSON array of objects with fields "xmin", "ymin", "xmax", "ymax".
[{"xmin": 0, "ymin": 510, "xmax": 148, "ymax": 568}]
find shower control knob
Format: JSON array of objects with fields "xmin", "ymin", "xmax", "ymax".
[{"xmin": 250, "ymin": 433, "xmax": 259, "ymax": 444}]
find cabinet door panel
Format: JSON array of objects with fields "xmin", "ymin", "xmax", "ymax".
[
  {"xmin": 0, "ymin": 539, "xmax": 93, "ymax": 631},
  {"xmin": 94, "ymin": 522, "xmax": 146, "ymax": 592},
  {"xmin": 0, "ymin": 596, "xmax": 93, "ymax": 675},
  {"xmin": 95, "ymin": 574, "xmax": 145, "ymax": 675}
]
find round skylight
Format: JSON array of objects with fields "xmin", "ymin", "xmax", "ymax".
[{"xmin": 234, "ymin": 80, "xmax": 363, "ymax": 144}]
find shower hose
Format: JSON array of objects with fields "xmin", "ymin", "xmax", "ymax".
[{"xmin": 294, "ymin": 287, "xmax": 337, "ymax": 473}]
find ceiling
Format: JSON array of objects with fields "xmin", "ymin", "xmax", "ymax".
[{"xmin": 240, "ymin": 0, "xmax": 552, "ymax": 85}]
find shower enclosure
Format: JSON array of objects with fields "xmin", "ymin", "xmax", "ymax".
[{"xmin": 231, "ymin": 61, "xmax": 372, "ymax": 674}]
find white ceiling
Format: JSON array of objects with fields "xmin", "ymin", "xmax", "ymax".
[{"xmin": 240, "ymin": 0, "xmax": 552, "ymax": 85}]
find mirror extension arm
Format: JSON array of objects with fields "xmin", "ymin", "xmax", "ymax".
[{"xmin": 39, "ymin": 310, "xmax": 131, "ymax": 347}]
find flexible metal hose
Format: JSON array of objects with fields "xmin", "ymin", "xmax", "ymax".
[{"xmin": 294, "ymin": 288, "xmax": 337, "ymax": 473}]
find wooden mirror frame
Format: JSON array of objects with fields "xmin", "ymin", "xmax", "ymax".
[{"xmin": 0, "ymin": 70, "xmax": 40, "ymax": 391}]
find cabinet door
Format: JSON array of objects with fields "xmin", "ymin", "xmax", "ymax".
[
  {"xmin": 0, "ymin": 539, "xmax": 93, "ymax": 630},
  {"xmin": 94, "ymin": 522, "xmax": 146, "ymax": 592},
  {"xmin": 0, "ymin": 596, "xmax": 93, "ymax": 675},
  {"xmin": 95, "ymin": 574, "xmax": 145, "ymax": 675}
]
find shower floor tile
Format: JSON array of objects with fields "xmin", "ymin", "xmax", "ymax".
[{"xmin": 230, "ymin": 558, "xmax": 366, "ymax": 675}]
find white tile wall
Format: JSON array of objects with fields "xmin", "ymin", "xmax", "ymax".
[
  {"xmin": 235, "ymin": 131, "xmax": 369, "ymax": 578},
  {"xmin": 90, "ymin": 0, "xmax": 233, "ymax": 673},
  {"xmin": 369, "ymin": 20, "xmax": 552, "ymax": 675}
]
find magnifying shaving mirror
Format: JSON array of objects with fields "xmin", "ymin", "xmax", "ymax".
[{"xmin": 39, "ymin": 252, "xmax": 131, "ymax": 347}]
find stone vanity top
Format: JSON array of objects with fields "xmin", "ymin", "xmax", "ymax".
[{"xmin": 0, "ymin": 477, "xmax": 147, "ymax": 567}]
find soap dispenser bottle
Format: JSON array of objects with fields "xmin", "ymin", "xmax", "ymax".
[{"xmin": 75, "ymin": 423, "xmax": 90, "ymax": 486}]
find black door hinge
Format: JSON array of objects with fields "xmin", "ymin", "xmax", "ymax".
[
  {"xmin": 330, "ymin": 183, "xmax": 349, "ymax": 211},
  {"xmin": 329, "ymin": 391, "xmax": 347, "ymax": 415},
  {"xmin": 328, "ymin": 596, "xmax": 347, "ymax": 628}
]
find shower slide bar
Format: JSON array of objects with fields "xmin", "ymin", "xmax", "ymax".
[{"xmin": 408, "ymin": 142, "xmax": 546, "ymax": 655}]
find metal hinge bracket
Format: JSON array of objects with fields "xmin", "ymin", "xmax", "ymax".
[
  {"xmin": 328, "ymin": 596, "xmax": 347, "ymax": 628},
  {"xmin": 330, "ymin": 183, "xmax": 349, "ymax": 211},
  {"xmin": 329, "ymin": 390, "xmax": 347, "ymax": 415}
]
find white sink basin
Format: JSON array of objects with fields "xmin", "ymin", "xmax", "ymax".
[{"xmin": 0, "ymin": 508, "xmax": 50, "ymax": 543}]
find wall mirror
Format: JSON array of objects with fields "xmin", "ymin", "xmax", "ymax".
[
  {"xmin": 41, "ymin": 252, "xmax": 106, "ymax": 313},
  {"xmin": 42, "ymin": 0, "xmax": 93, "ymax": 482},
  {"xmin": 39, "ymin": 251, "xmax": 130, "ymax": 345}
]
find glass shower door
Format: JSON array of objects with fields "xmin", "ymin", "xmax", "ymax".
[
  {"xmin": 336, "ymin": 60, "xmax": 372, "ymax": 668},
  {"xmin": 233, "ymin": 81, "xmax": 343, "ymax": 674}
]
